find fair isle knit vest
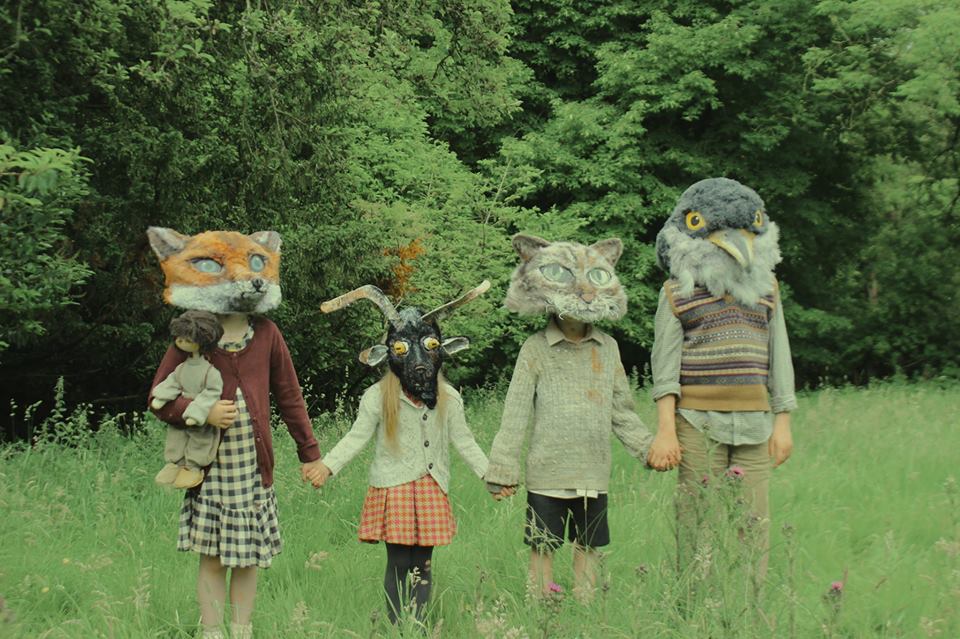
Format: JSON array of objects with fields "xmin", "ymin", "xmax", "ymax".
[{"xmin": 665, "ymin": 279, "xmax": 777, "ymax": 411}]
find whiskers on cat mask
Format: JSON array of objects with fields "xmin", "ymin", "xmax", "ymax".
[
  {"xmin": 320, "ymin": 281, "xmax": 490, "ymax": 408},
  {"xmin": 504, "ymin": 234, "xmax": 628, "ymax": 322}
]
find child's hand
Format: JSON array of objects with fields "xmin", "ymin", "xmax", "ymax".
[
  {"xmin": 491, "ymin": 485, "xmax": 516, "ymax": 501},
  {"xmin": 207, "ymin": 400, "xmax": 238, "ymax": 430},
  {"xmin": 768, "ymin": 413, "xmax": 793, "ymax": 467},
  {"xmin": 647, "ymin": 430, "xmax": 682, "ymax": 471},
  {"xmin": 302, "ymin": 460, "xmax": 332, "ymax": 488}
]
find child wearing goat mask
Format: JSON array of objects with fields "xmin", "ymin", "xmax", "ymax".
[{"xmin": 307, "ymin": 282, "xmax": 491, "ymax": 626}]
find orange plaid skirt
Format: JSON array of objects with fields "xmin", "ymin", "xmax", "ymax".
[{"xmin": 357, "ymin": 475, "xmax": 456, "ymax": 546}]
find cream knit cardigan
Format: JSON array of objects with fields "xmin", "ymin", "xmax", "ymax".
[{"xmin": 323, "ymin": 381, "xmax": 488, "ymax": 493}]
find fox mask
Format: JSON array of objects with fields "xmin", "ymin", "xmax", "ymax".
[{"xmin": 147, "ymin": 227, "xmax": 282, "ymax": 314}]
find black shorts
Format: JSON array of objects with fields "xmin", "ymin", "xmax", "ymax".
[{"xmin": 524, "ymin": 491, "xmax": 610, "ymax": 550}]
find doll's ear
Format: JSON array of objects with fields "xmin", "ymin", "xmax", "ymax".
[
  {"xmin": 147, "ymin": 227, "xmax": 188, "ymax": 260},
  {"xmin": 441, "ymin": 336, "xmax": 470, "ymax": 356},
  {"xmin": 590, "ymin": 237, "xmax": 623, "ymax": 267},
  {"xmin": 511, "ymin": 234, "xmax": 551, "ymax": 262},
  {"xmin": 359, "ymin": 345, "xmax": 389, "ymax": 367}
]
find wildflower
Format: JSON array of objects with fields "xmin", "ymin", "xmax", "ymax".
[
  {"xmin": 304, "ymin": 551, "xmax": 329, "ymax": 571},
  {"xmin": 41, "ymin": 587, "xmax": 49, "ymax": 594},
  {"xmin": 700, "ymin": 474, "xmax": 710, "ymax": 486},
  {"xmin": 830, "ymin": 581, "xmax": 843, "ymax": 593},
  {"xmin": 725, "ymin": 465, "xmax": 745, "ymax": 480},
  {"xmin": 547, "ymin": 582, "xmax": 563, "ymax": 594},
  {"xmin": 62, "ymin": 558, "xmax": 70, "ymax": 565}
]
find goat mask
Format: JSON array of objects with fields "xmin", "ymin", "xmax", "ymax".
[{"xmin": 320, "ymin": 281, "xmax": 490, "ymax": 408}]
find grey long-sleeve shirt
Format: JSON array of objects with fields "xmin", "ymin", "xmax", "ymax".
[
  {"xmin": 485, "ymin": 319, "xmax": 653, "ymax": 491},
  {"xmin": 650, "ymin": 287, "xmax": 797, "ymax": 446}
]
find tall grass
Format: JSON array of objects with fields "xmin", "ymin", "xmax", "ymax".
[{"xmin": 1, "ymin": 382, "xmax": 958, "ymax": 637}]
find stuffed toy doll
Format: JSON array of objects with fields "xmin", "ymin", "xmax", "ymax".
[
  {"xmin": 306, "ymin": 281, "xmax": 490, "ymax": 626},
  {"xmin": 146, "ymin": 227, "xmax": 324, "ymax": 639},
  {"xmin": 484, "ymin": 234, "xmax": 655, "ymax": 602},
  {"xmin": 151, "ymin": 309, "xmax": 225, "ymax": 489},
  {"xmin": 649, "ymin": 177, "xmax": 797, "ymax": 580}
]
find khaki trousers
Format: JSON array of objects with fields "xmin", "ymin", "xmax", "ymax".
[{"xmin": 675, "ymin": 415, "xmax": 772, "ymax": 580}]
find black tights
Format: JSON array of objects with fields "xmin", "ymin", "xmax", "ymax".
[{"xmin": 384, "ymin": 543, "xmax": 433, "ymax": 624}]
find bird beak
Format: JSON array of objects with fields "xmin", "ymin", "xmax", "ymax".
[{"xmin": 708, "ymin": 229, "xmax": 755, "ymax": 268}]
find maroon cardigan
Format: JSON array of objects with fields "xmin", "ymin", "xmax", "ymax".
[{"xmin": 149, "ymin": 317, "xmax": 321, "ymax": 488}]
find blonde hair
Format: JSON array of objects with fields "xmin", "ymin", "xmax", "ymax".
[{"xmin": 380, "ymin": 370, "xmax": 447, "ymax": 448}]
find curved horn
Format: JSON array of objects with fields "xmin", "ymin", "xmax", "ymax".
[
  {"xmin": 320, "ymin": 285, "xmax": 400, "ymax": 323},
  {"xmin": 421, "ymin": 280, "xmax": 491, "ymax": 322}
]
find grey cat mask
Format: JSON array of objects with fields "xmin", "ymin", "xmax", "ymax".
[
  {"xmin": 320, "ymin": 281, "xmax": 490, "ymax": 408},
  {"xmin": 503, "ymin": 234, "xmax": 628, "ymax": 322}
]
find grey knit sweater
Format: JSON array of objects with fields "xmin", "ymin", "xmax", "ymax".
[{"xmin": 485, "ymin": 319, "xmax": 653, "ymax": 491}]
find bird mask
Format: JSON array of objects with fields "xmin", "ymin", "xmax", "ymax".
[{"xmin": 655, "ymin": 178, "xmax": 781, "ymax": 307}]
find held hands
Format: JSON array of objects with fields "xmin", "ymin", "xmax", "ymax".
[
  {"xmin": 302, "ymin": 460, "xmax": 332, "ymax": 488},
  {"xmin": 206, "ymin": 400, "xmax": 237, "ymax": 430},
  {"xmin": 486, "ymin": 481, "xmax": 517, "ymax": 501},
  {"xmin": 647, "ymin": 429, "xmax": 682, "ymax": 471},
  {"xmin": 769, "ymin": 413, "xmax": 793, "ymax": 467}
]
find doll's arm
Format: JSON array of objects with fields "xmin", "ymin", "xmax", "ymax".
[
  {"xmin": 150, "ymin": 369, "xmax": 184, "ymax": 407},
  {"xmin": 485, "ymin": 339, "xmax": 538, "ymax": 487},
  {"xmin": 447, "ymin": 393, "xmax": 489, "ymax": 479},
  {"xmin": 149, "ymin": 345, "xmax": 190, "ymax": 426},
  {"xmin": 767, "ymin": 295, "xmax": 795, "ymax": 466},
  {"xmin": 268, "ymin": 323, "xmax": 321, "ymax": 463},
  {"xmin": 182, "ymin": 365, "xmax": 225, "ymax": 427}
]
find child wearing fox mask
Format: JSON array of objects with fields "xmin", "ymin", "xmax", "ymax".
[{"xmin": 147, "ymin": 227, "xmax": 325, "ymax": 639}]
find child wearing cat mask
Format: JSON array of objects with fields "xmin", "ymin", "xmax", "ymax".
[{"xmin": 485, "ymin": 234, "xmax": 660, "ymax": 602}]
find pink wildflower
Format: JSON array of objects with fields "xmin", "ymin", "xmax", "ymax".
[
  {"xmin": 830, "ymin": 581, "xmax": 843, "ymax": 593},
  {"xmin": 547, "ymin": 582, "xmax": 563, "ymax": 594},
  {"xmin": 725, "ymin": 465, "xmax": 745, "ymax": 480}
]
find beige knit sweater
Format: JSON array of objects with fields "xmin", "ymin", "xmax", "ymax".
[{"xmin": 485, "ymin": 319, "xmax": 653, "ymax": 491}]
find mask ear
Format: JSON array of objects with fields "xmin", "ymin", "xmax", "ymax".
[
  {"xmin": 147, "ymin": 227, "xmax": 188, "ymax": 260},
  {"xmin": 359, "ymin": 345, "xmax": 389, "ymax": 366},
  {"xmin": 590, "ymin": 237, "xmax": 623, "ymax": 267},
  {"xmin": 512, "ymin": 234, "xmax": 551, "ymax": 262},
  {"xmin": 249, "ymin": 230, "xmax": 282, "ymax": 253},
  {"xmin": 441, "ymin": 336, "xmax": 470, "ymax": 356}
]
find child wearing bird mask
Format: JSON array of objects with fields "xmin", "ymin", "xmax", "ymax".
[
  {"xmin": 307, "ymin": 282, "xmax": 491, "ymax": 627},
  {"xmin": 649, "ymin": 177, "xmax": 797, "ymax": 583}
]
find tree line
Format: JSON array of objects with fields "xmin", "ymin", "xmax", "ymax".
[{"xmin": 1, "ymin": 0, "xmax": 958, "ymax": 430}]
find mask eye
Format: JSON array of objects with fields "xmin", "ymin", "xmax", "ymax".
[
  {"xmin": 423, "ymin": 337, "xmax": 440, "ymax": 350},
  {"xmin": 587, "ymin": 268, "xmax": 612, "ymax": 286},
  {"xmin": 685, "ymin": 211, "xmax": 706, "ymax": 231},
  {"xmin": 192, "ymin": 258, "xmax": 223, "ymax": 274},
  {"xmin": 753, "ymin": 210, "xmax": 764, "ymax": 228},
  {"xmin": 539, "ymin": 263, "xmax": 574, "ymax": 283},
  {"xmin": 391, "ymin": 341, "xmax": 409, "ymax": 356},
  {"xmin": 249, "ymin": 254, "xmax": 266, "ymax": 272}
]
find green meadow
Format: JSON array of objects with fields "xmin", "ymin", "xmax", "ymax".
[{"xmin": 1, "ymin": 382, "xmax": 958, "ymax": 638}]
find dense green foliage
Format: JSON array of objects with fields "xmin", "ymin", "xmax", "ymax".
[
  {"xmin": 2, "ymin": 383, "xmax": 959, "ymax": 636},
  {"xmin": 0, "ymin": 0, "xmax": 957, "ymax": 418}
]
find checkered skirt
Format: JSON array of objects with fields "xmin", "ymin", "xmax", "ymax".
[
  {"xmin": 177, "ymin": 389, "xmax": 282, "ymax": 568},
  {"xmin": 357, "ymin": 474, "xmax": 456, "ymax": 546}
]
